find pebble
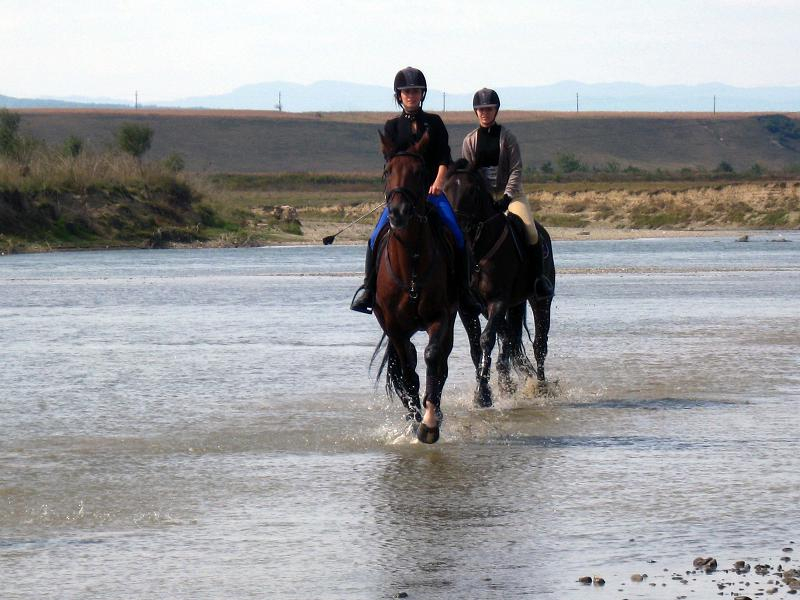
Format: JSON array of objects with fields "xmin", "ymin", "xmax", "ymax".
[
  {"xmin": 786, "ymin": 548, "xmax": 796, "ymax": 553},
  {"xmin": 734, "ymin": 596, "xmax": 753, "ymax": 600},
  {"xmin": 593, "ymin": 576, "xmax": 605, "ymax": 586},
  {"xmin": 630, "ymin": 573, "xmax": 646, "ymax": 582},
  {"xmin": 578, "ymin": 576, "xmax": 592, "ymax": 585},
  {"xmin": 756, "ymin": 564, "xmax": 772, "ymax": 575},
  {"xmin": 394, "ymin": 593, "xmax": 408, "ymax": 599}
]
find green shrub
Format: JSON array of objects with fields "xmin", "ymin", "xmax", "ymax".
[
  {"xmin": 556, "ymin": 152, "xmax": 586, "ymax": 173},
  {"xmin": 62, "ymin": 135, "xmax": 84, "ymax": 158},
  {"xmin": 117, "ymin": 123, "xmax": 153, "ymax": 160},
  {"xmin": 0, "ymin": 109, "xmax": 21, "ymax": 157},
  {"xmin": 163, "ymin": 153, "xmax": 185, "ymax": 173}
]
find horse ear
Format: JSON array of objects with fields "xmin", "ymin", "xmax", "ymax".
[
  {"xmin": 411, "ymin": 130, "xmax": 430, "ymax": 155},
  {"xmin": 379, "ymin": 130, "xmax": 395, "ymax": 160}
]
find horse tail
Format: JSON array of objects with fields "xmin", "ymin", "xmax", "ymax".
[
  {"xmin": 507, "ymin": 304, "xmax": 537, "ymax": 378},
  {"xmin": 369, "ymin": 332, "xmax": 387, "ymax": 374}
]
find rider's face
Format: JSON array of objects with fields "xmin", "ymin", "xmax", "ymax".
[
  {"xmin": 400, "ymin": 88, "xmax": 423, "ymax": 111},
  {"xmin": 476, "ymin": 106, "xmax": 498, "ymax": 128}
]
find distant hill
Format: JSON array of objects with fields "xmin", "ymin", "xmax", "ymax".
[
  {"xmin": 4, "ymin": 81, "xmax": 800, "ymax": 112},
  {"xmin": 0, "ymin": 94, "xmax": 129, "ymax": 109},
  {"xmin": 161, "ymin": 80, "xmax": 800, "ymax": 113},
  {"xmin": 14, "ymin": 109, "xmax": 800, "ymax": 173}
]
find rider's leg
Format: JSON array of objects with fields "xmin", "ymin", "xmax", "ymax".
[
  {"xmin": 508, "ymin": 197, "xmax": 553, "ymax": 299},
  {"xmin": 350, "ymin": 207, "xmax": 388, "ymax": 314}
]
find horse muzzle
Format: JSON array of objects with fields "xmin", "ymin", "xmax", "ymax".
[{"xmin": 388, "ymin": 202, "xmax": 413, "ymax": 230}]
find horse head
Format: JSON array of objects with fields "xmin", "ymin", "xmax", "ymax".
[
  {"xmin": 379, "ymin": 131, "xmax": 429, "ymax": 230},
  {"xmin": 443, "ymin": 158, "xmax": 495, "ymax": 235}
]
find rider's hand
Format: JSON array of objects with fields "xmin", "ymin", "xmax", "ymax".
[
  {"xmin": 429, "ymin": 180, "xmax": 444, "ymax": 195},
  {"xmin": 495, "ymin": 193, "xmax": 512, "ymax": 213}
]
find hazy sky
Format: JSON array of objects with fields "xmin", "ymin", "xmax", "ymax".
[{"xmin": 3, "ymin": 0, "xmax": 799, "ymax": 101}]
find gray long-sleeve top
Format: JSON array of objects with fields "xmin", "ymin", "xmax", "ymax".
[{"xmin": 461, "ymin": 125, "xmax": 523, "ymax": 199}]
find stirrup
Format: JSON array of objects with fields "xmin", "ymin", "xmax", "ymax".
[{"xmin": 350, "ymin": 285, "xmax": 373, "ymax": 314}]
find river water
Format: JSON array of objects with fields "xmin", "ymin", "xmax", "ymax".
[{"xmin": 1, "ymin": 233, "xmax": 799, "ymax": 599}]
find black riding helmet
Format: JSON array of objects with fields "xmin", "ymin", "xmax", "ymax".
[
  {"xmin": 394, "ymin": 66, "xmax": 427, "ymax": 106},
  {"xmin": 473, "ymin": 88, "xmax": 500, "ymax": 112}
]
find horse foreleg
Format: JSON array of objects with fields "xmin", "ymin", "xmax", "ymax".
[
  {"xmin": 529, "ymin": 297, "xmax": 552, "ymax": 382},
  {"xmin": 390, "ymin": 338, "xmax": 421, "ymax": 421},
  {"xmin": 418, "ymin": 317, "xmax": 454, "ymax": 444},
  {"xmin": 475, "ymin": 301, "xmax": 507, "ymax": 407},
  {"xmin": 458, "ymin": 308, "xmax": 482, "ymax": 379}
]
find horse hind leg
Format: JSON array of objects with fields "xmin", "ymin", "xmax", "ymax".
[
  {"xmin": 496, "ymin": 318, "xmax": 517, "ymax": 396},
  {"xmin": 529, "ymin": 297, "xmax": 552, "ymax": 382}
]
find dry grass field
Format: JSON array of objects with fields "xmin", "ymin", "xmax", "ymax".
[{"xmin": 15, "ymin": 108, "xmax": 800, "ymax": 173}]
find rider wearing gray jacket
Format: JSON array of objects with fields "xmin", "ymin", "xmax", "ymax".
[
  {"xmin": 462, "ymin": 88, "xmax": 553, "ymax": 298},
  {"xmin": 461, "ymin": 120, "xmax": 524, "ymax": 202}
]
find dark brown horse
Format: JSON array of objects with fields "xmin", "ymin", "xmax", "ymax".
[
  {"xmin": 443, "ymin": 159, "xmax": 555, "ymax": 407},
  {"xmin": 372, "ymin": 132, "xmax": 458, "ymax": 443}
]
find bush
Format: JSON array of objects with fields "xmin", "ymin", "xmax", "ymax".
[
  {"xmin": 0, "ymin": 109, "xmax": 21, "ymax": 157},
  {"xmin": 556, "ymin": 152, "xmax": 586, "ymax": 173},
  {"xmin": 117, "ymin": 123, "xmax": 153, "ymax": 160},
  {"xmin": 62, "ymin": 135, "xmax": 84, "ymax": 158},
  {"xmin": 162, "ymin": 153, "xmax": 185, "ymax": 173},
  {"xmin": 715, "ymin": 161, "xmax": 735, "ymax": 173}
]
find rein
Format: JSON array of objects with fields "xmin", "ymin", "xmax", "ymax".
[
  {"xmin": 451, "ymin": 169, "xmax": 514, "ymax": 267},
  {"xmin": 380, "ymin": 150, "xmax": 437, "ymax": 303}
]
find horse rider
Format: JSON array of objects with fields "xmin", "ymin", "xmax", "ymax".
[
  {"xmin": 461, "ymin": 88, "xmax": 554, "ymax": 298},
  {"xmin": 350, "ymin": 66, "xmax": 478, "ymax": 314}
]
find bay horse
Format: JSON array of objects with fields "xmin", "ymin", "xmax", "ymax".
[
  {"xmin": 372, "ymin": 132, "xmax": 458, "ymax": 444},
  {"xmin": 443, "ymin": 159, "xmax": 556, "ymax": 407}
]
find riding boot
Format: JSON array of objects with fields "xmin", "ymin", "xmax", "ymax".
[
  {"xmin": 350, "ymin": 244, "xmax": 377, "ymax": 314},
  {"xmin": 530, "ymin": 240, "xmax": 554, "ymax": 300},
  {"xmin": 457, "ymin": 246, "xmax": 483, "ymax": 313}
]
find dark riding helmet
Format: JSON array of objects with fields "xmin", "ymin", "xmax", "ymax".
[
  {"xmin": 394, "ymin": 66, "xmax": 427, "ymax": 106},
  {"xmin": 473, "ymin": 88, "xmax": 500, "ymax": 111}
]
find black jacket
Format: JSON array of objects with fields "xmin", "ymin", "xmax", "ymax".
[{"xmin": 383, "ymin": 110, "xmax": 452, "ymax": 188}]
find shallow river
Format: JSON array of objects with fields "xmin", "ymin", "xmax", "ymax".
[{"xmin": 1, "ymin": 233, "xmax": 799, "ymax": 599}]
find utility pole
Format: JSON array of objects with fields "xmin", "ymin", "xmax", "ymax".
[
  {"xmin": 442, "ymin": 91, "xmax": 446, "ymax": 112},
  {"xmin": 713, "ymin": 95, "xmax": 716, "ymax": 115},
  {"xmin": 135, "ymin": 91, "xmax": 138, "ymax": 109},
  {"xmin": 275, "ymin": 91, "xmax": 283, "ymax": 112},
  {"xmin": 576, "ymin": 92, "xmax": 579, "ymax": 113}
]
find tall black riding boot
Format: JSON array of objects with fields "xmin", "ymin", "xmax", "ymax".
[
  {"xmin": 350, "ymin": 244, "xmax": 377, "ymax": 314},
  {"xmin": 457, "ymin": 246, "xmax": 483, "ymax": 314},
  {"xmin": 530, "ymin": 240, "xmax": 554, "ymax": 300}
]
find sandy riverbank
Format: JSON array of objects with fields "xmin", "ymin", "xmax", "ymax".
[{"xmin": 286, "ymin": 219, "xmax": 785, "ymax": 247}]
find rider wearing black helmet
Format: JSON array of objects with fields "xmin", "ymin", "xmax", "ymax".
[
  {"xmin": 462, "ymin": 88, "xmax": 553, "ymax": 298},
  {"xmin": 351, "ymin": 67, "xmax": 478, "ymax": 314}
]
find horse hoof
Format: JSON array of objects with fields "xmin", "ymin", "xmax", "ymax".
[
  {"xmin": 416, "ymin": 422, "xmax": 440, "ymax": 444},
  {"xmin": 474, "ymin": 386, "xmax": 493, "ymax": 408}
]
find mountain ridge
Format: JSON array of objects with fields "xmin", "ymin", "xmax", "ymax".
[{"xmin": 4, "ymin": 80, "xmax": 800, "ymax": 112}]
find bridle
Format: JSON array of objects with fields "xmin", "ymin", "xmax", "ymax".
[
  {"xmin": 449, "ymin": 168, "xmax": 512, "ymax": 267},
  {"xmin": 383, "ymin": 151, "xmax": 431, "ymax": 221}
]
